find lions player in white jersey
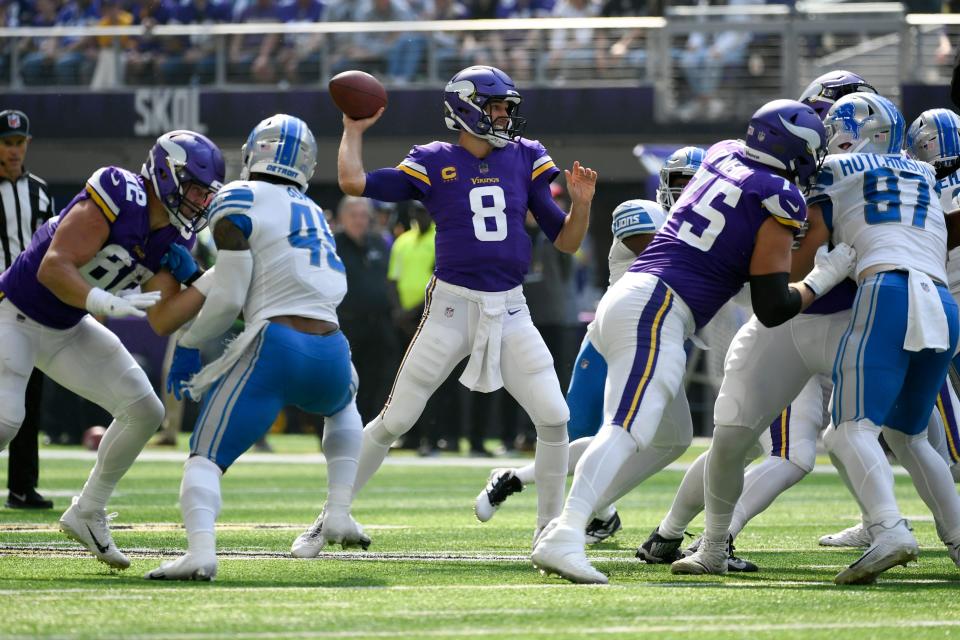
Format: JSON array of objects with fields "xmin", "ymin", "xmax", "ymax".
[
  {"xmin": 147, "ymin": 115, "xmax": 369, "ymax": 581},
  {"xmin": 473, "ymin": 148, "xmax": 703, "ymax": 543},
  {"xmin": 907, "ymin": 108, "xmax": 960, "ymax": 484},
  {"xmin": 792, "ymin": 94, "xmax": 960, "ymax": 584},
  {"xmin": 819, "ymin": 107, "xmax": 960, "ymax": 549}
]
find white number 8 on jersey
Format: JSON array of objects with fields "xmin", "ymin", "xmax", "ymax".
[{"xmin": 470, "ymin": 186, "xmax": 508, "ymax": 242}]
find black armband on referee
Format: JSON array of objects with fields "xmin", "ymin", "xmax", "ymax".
[
  {"xmin": 749, "ymin": 273, "xmax": 802, "ymax": 328},
  {"xmin": 184, "ymin": 268, "xmax": 204, "ymax": 287}
]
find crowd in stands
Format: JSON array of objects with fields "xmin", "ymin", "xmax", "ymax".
[
  {"xmin": 1, "ymin": 0, "xmax": 957, "ymax": 88},
  {"xmin": 0, "ymin": 0, "xmax": 670, "ymax": 86}
]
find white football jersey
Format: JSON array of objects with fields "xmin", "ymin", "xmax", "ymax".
[
  {"xmin": 207, "ymin": 180, "xmax": 346, "ymax": 325},
  {"xmin": 607, "ymin": 199, "xmax": 667, "ymax": 285},
  {"xmin": 939, "ymin": 167, "xmax": 960, "ymax": 299},
  {"xmin": 809, "ymin": 153, "xmax": 947, "ymax": 283}
]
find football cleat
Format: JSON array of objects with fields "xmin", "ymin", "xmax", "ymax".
[
  {"xmin": 585, "ymin": 510, "xmax": 622, "ymax": 545},
  {"xmin": 58, "ymin": 497, "xmax": 130, "ymax": 569},
  {"xmin": 948, "ymin": 541, "xmax": 960, "ymax": 569},
  {"xmin": 670, "ymin": 537, "xmax": 728, "ymax": 575},
  {"xmin": 531, "ymin": 520, "xmax": 608, "ymax": 584},
  {"xmin": 819, "ymin": 522, "xmax": 871, "ymax": 548},
  {"xmin": 683, "ymin": 535, "xmax": 758, "ymax": 572},
  {"xmin": 636, "ymin": 527, "xmax": 684, "ymax": 564},
  {"xmin": 291, "ymin": 509, "xmax": 371, "ymax": 558},
  {"xmin": 320, "ymin": 511, "xmax": 371, "ymax": 550},
  {"xmin": 291, "ymin": 511, "xmax": 327, "ymax": 558},
  {"xmin": 474, "ymin": 468, "xmax": 523, "ymax": 523},
  {"xmin": 834, "ymin": 519, "xmax": 918, "ymax": 585},
  {"xmin": 145, "ymin": 553, "xmax": 217, "ymax": 581}
]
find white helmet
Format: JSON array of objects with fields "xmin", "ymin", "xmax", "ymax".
[
  {"xmin": 823, "ymin": 93, "xmax": 905, "ymax": 156},
  {"xmin": 240, "ymin": 114, "xmax": 317, "ymax": 192}
]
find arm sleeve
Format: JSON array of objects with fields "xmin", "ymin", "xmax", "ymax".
[
  {"xmin": 363, "ymin": 168, "xmax": 423, "ymax": 202},
  {"xmin": 179, "ymin": 250, "xmax": 253, "ymax": 349},
  {"xmin": 749, "ymin": 272, "xmax": 802, "ymax": 328},
  {"xmin": 527, "ymin": 177, "xmax": 567, "ymax": 242}
]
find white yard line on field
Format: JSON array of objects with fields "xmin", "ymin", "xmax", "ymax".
[{"xmin": 0, "ymin": 448, "xmax": 912, "ymax": 475}]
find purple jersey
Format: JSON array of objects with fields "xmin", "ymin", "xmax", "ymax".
[
  {"xmin": 631, "ymin": 140, "xmax": 807, "ymax": 328},
  {"xmin": 0, "ymin": 166, "xmax": 194, "ymax": 330},
  {"xmin": 392, "ymin": 138, "xmax": 563, "ymax": 291}
]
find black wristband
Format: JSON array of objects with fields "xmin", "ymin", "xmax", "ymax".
[{"xmin": 184, "ymin": 268, "xmax": 204, "ymax": 287}]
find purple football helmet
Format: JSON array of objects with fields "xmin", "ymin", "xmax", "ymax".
[
  {"xmin": 443, "ymin": 66, "xmax": 526, "ymax": 148},
  {"xmin": 798, "ymin": 70, "xmax": 877, "ymax": 120},
  {"xmin": 744, "ymin": 99, "xmax": 827, "ymax": 193},
  {"xmin": 142, "ymin": 130, "xmax": 225, "ymax": 233}
]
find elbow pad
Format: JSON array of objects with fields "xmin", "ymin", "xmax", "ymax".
[{"xmin": 749, "ymin": 273, "xmax": 802, "ymax": 328}]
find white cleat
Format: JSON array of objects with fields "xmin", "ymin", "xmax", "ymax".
[
  {"xmin": 834, "ymin": 519, "xmax": 919, "ymax": 585},
  {"xmin": 948, "ymin": 542, "xmax": 960, "ymax": 569},
  {"xmin": 145, "ymin": 553, "xmax": 217, "ymax": 581},
  {"xmin": 531, "ymin": 520, "xmax": 608, "ymax": 585},
  {"xmin": 474, "ymin": 468, "xmax": 524, "ymax": 523},
  {"xmin": 291, "ymin": 509, "xmax": 371, "ymax": 558},
  {"xmin": 58, "ymin": 497, "xmax": 130, "ymax": 570},
  {"xmin": 670, "ymin": 537, "xmax": 728, "ymax": 575},
  {"xmin": 819, "ymin": 522, "xmax": 871, "ymax": 548},
  {"xmin": 319, "ymin": 511, "xmax": 371, "ymax": 550},
  {"xmin": 292, "ymin": 510, "xmax": 327, "ymax": 558}
]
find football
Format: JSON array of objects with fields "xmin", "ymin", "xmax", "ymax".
[
  {"xmin": 82, "ymin": 425, "xmax": 107, "ymax": 451},
  {"xmin": 328, "ymin": 70, "xmax": 388, "ymax": 120}
]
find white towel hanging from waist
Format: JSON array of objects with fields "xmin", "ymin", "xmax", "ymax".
[{"xmin": 902, "ymin": 267, "xmax": 949, "ymax": 353}]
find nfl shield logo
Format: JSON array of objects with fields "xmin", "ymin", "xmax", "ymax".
[
  {"xmin": 6, "ymin": 113, "xmax": 20, "ymax": 129},
  {"xmin": 921, "ymin": 281, "xmax": 930, "ymax": 293},
  {"xmin": 445, "ymin": 307, "xmax": 454, "ymax": 318}
]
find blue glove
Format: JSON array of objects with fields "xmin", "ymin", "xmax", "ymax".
[
  {"xmin": 160, "ymin": 244, "xmax": 201, "ymax": 285},
  {"xmin": 166, "ymin": 345, "xmax": 202, "ymax": 401}
]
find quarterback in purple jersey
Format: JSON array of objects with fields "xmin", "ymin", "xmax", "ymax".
[
  {"xmin": 0, "ymin": 130, "xmax": 224, "ymax": 570},
  {"xmin": 533, "ymin": 99, "xmax": 856, "ymax": 584},
  {"xmin": 333, "ymin": 65, "xmax": 597, "ymax": 540}
]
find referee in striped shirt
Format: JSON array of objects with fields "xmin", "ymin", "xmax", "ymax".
[{"xmin": 0, "ymin": 109, "xmax": 56, "ymax": 509}]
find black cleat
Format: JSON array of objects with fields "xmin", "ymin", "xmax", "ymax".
[
  {"xmin": 474, "ymin": 469, "xmax": 524, "ymax": 522},
  {"xmin": 6, "ymin": 489, "xmax": 53, "ymax": 509},
  {"xmin": 636, "ymin": 527, "xmax": 685, "ymax": 564},
  {"xmin": 585, "ymin": 510, "xmax": 622, "ymax": 544}
]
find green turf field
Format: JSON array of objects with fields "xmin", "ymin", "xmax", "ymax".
[{"xmin": 2, "ymin": 436, "xmax": 958, "ymax": 639}]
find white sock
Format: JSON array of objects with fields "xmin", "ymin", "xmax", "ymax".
[
  {"xmin": 322, "ymin": 400, "xmax": 362, "ymax": 511},
  {"xmin": 659, "ymin": 451, "xmax": 708, "ymax": 539},
  {"xmin": 595, "ymin": 443, "xmax": 686, "ymax": 511},
  {"xmin": 534, "ymin": 423, "xmax": 569, "ymax": 529},
  {"xmin": 729, "ymin": 456, "xmax": 807, "ymax": 538},
  {"xmin": 77, "ymin": 394, "xmax": 164, "ymax": 512},
  {"xmin": 0, "ymin": 418, "xmax": 20, "ymax": 452},
  {"xmin": 351, "ymin": 416, "xmax": 395, "ymax": 498},
  {"xmin": 883, "ymin": 427, "xmax": 960, "ymax": 544},
  {"xmin": 567, "ymin": 437, "xmax": 593, "ymax": 476},
  {"xmin": 704, "ymin": 424, "xmax": 760, "ymax": 543},
  {"xmin": 180, "ymin": 456, "xmax": 222, "ymax": 558},
  {"xmin": 824, "ymin": 419, "xmax": 901, "ymax": 527},
  {"xmin": 560, "ymin": 424, "xmax": 634, "ymax": 532},
  {"xmin": 514, "ymin": 463, "xmax": 536, "ymax": 485},
  {"xmin": 501, "ymin": 436, "xmax": 590, "ymax": 488}
]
